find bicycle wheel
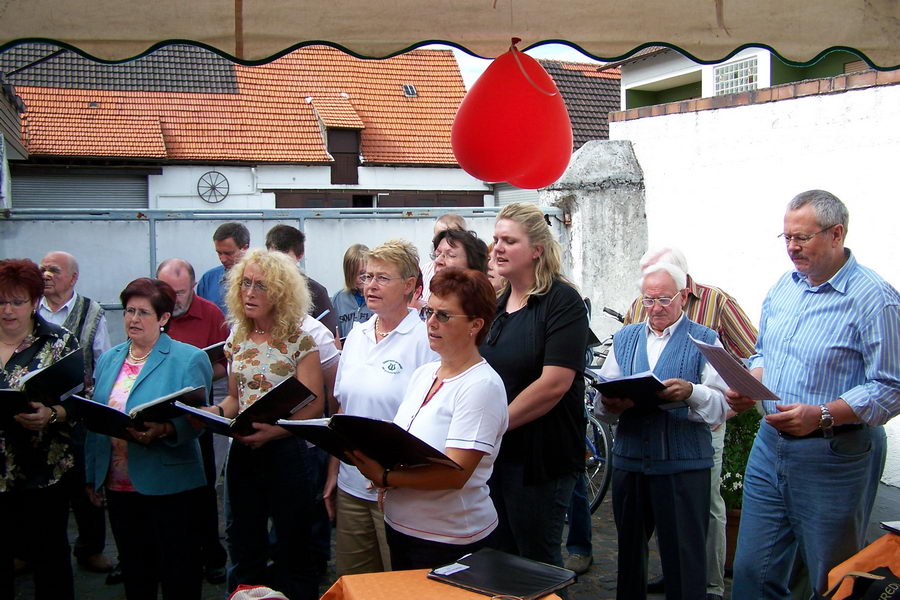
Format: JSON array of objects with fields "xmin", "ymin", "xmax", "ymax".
[{"xmin": 585, "ymin": 413, "xmax": 612, "ymax": 513}]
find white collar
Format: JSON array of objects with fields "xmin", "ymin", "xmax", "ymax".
[
  {"xmin": 645, "ymin": 313, "xmax": 685, "ymax": 339},
  {"xmin": 39, "ymin": 292, "xmax": 77, "ymax": 314}
]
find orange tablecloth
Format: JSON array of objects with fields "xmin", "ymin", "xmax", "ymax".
[
  {"xmin": 319, "ymin": 568, "xmax": 563, "ymax": 600},
  {"xmin": 826, "ymin": 533, "xmax": 900, "ymax": 600}
]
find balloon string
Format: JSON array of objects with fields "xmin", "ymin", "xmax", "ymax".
[{"xmin": 509, "ymin": 40, "xmax": 557, "ymax": 97}]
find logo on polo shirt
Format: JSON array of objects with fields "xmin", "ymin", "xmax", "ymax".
[{"xmin": 382, "ymin": 360, "xmax": 403, "ymax": 374}]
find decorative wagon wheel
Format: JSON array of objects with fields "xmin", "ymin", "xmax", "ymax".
[{"xmin": 197, "ymin": 171, "xmax": 229, "ymax": 203}]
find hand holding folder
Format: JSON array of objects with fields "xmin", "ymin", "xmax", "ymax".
[
  {"xmin": 175, "ymin": 376, "xmax": 316, "ymax": 438},
  {"xmin": 1, "ymin": 350, "xmax": 85, "ymax": 418},
  {"xmin": 70, "ymin": 386, "xmax": 206, "ymax": 441}
]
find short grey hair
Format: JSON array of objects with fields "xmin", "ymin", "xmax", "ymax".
[
  {"xmin": 639, "ymin": 247, "xmax": 689, "ymax": 273},
  {"xmin": 641, "ymin": 262, "xmax": 687, "ymax": 291},
  {"xmin": 788, "ymin": 190, "xmax": 849, "ymax": 234}
]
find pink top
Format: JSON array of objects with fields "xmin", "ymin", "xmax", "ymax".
[{"xmin": 105, "ymin": 359, "xmax": 145, "ymax": 492}]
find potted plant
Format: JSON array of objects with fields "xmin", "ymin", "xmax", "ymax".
[{"xmin": 720, "ymin": 407, "xmax": 762, "ymax": 569}]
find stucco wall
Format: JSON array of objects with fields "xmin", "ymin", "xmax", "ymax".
[
  {"xmin": 149, "ymin": 164, "xmax": 490, "ymax": 210},
  {"xmin": 609, "ymin": 82, "xmax": 900, "ymax": 484}
]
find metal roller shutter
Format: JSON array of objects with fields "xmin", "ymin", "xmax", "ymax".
[{"xmin": 11, "ymin": 173, "xmax": 148, "ymax": 208}]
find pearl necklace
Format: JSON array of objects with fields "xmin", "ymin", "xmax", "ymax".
[
  {"xmin": 253, "ymin": 328, "xmax": 266, "ymax": 335},
  {"xmin": 374, "ymin": 317, "xmax": 392, "ymax": 338},
  {"xmin": 128, "ymin": 342, "xmax": 151, "ymax": 363}
]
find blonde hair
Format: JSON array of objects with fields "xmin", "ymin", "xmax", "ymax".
[
  {"xmin": 342, "ymin": 243, "xmax": 369, "ymax": 292},
  {"xmin": 496, "ymin": 202, "xmax": 572, "ymax": 300},
  {"xmin": 365, "ymin": 239, "xmax": 420, "ymax": 280},
  {"xmin": 226, "ymin": 248, "xmax": 311, "ymax": 344}
]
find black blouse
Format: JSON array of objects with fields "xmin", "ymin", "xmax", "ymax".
[{"xmin": 480, "ymin": 279, "xmax": 588, "ymax": 484}]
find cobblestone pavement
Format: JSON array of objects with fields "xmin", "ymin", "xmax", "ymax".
[
  {"xmin": 14, "ymin": 488, "xmax": 735, "ymax": 600},
  {"xmin": 15, "ymin": 480, "xmax": 900, "ymax": 598}
]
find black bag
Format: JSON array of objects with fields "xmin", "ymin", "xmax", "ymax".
[{"xmin": 825, "ymin": 566, "xmax": 900, "ymax": 600}]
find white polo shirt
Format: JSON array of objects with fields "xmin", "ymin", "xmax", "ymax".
[
  {"xmin": 334, "ymin": 308, "xmax": 438, "ymax": 500},
  {"xmin": 384, "ymin": 359, "xmax": 508, "ymax": 545}
]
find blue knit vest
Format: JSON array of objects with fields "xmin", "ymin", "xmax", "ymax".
[{"xmin": 612, "ymin": 316, "xmax": 717, "ymax": 475}]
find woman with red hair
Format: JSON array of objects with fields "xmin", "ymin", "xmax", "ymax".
[
  {"xmin": 0, "ymin": 258, "xmax": 80, "ymax": 600},
  {"xmin": 350, "ymin": 267, "xmax": 508, "ymax": 570}
]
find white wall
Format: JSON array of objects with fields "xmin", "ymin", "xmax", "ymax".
[
  {"xmin": 150, "ymin": 164, "xmax": 490, "ymax": 210},
  {"xmin": 609, "ymin": 82, "xmax": 900, "ymax": 484},
  {"xmin": 619, "ymin": 51, "xmax": 701, "ymax": 108}
]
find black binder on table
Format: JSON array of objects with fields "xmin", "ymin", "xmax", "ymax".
[
  {"xmin": 70, "ymin": 386, "xmax": 207, "ymax": 440},
  {"xmin": 1, "ymin": 350, "xmax": 85, "ymax": 417},
  {"xmin": 584, "ymin": 367, "xmax": 686, "ymax": 410},
  {"xmin": 175, "ymin": 376, "xmax": 316, "ymax": 437},
  {"xmin": 428, "ymin": 547, "xmax": 576, "ymax": 599},
  {"xmin": 277, "ymin": 414, "xmax": 462, "ymax": 470}
]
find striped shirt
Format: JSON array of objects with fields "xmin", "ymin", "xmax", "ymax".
[
  {"xmin": 625, "ymin": 275, "xmax": 758, "ymax": 360},
  {"xmin": 749, "ymin": 250, "xmax": 900, "ymax": 425}
]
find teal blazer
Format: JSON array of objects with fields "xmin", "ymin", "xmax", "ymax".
[{"xmin": 85, "ymin": 333, "xmax": 213, "ymax": 496}]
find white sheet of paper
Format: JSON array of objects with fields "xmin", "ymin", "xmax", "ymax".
[{"xmin": 688, "ymin": 335, "xmax": 780, "ymax": 401}]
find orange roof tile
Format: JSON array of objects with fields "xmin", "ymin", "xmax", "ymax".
[
  {"xmin": 11, "ymin": 45, "xmax": 466, "ymax": 165},
  {"xmin": 310, "ymin": 96, "xmax": 365, "ymax": 129}
]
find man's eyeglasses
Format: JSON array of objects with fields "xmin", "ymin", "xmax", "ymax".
[
  {"xmin": 421, "ymin": 306, "xmax": 472, "ymax": 323},
  {"xmin": 360, "ymin": 274, "xmax": 403, "ymax": 286},
  {"xmin": 240, "ymin": 278, "xmax": 268, "ymax": 293},
  {"xmin": 640, "ymin": 296, "xmax": 679, "ymax": 308},
  {"xmin": 777, "ymin": 226, "xmax": 833, "ymax": 246}
]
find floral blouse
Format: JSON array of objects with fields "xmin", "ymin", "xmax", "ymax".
[
  {"xmin": 225, "ymin": 330, "xmax": 316, "ymax": 412},
  {"xmin": 105, "ymin": 359, "xmax": 144, "ymax": 492},
  {"xmin": 0, "ymin": 315, "xmax": 79, "ymax": 492}
]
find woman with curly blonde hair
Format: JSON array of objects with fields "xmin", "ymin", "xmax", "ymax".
[{"xmin": 208, "ymin": 248, "xmax": 325, "ymax": 600}]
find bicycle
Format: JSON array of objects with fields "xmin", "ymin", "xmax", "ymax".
[{"xmin": 582, "ymin": 306, "xmax": 624, "ymax": 513}]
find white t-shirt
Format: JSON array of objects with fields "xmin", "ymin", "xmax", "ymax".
[
  {"xmin": 384, "ymin": 359, "xmax": 508, "ymax": 545},
  {"xmin": 301, "ymin": 315, "xmax": 340, "ymax": 370},
  {"xmin": 334, "ymin": 308, "xmax": 438, "ymax": 500}
]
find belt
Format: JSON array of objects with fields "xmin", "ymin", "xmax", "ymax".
[{"xmin": 778, "ymin": 424, "xmax": 866, "ymax": 440}]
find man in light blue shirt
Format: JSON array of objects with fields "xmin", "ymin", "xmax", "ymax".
[
  {"xmin": 728, "ymin": 190, "xmax": 900, "ymax": 599},
  {"xmin": 196, "ymin": 222, "xmax": 249, "ymax": 315}
]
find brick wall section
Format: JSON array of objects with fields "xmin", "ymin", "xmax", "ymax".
[{"xmin": 609, "ymin": 69, "xmax": 900, "ymax": 122}]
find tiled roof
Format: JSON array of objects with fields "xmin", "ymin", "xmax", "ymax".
[
  {"xmin": 1, "ymin": 44, "xmax": 239, "ymax": 93},
  {"xmin": 540, "ymin": 60, "xmax": 621, "ymax": 148},
  {"xmin": 24, "ymin": 111, "xmax": 166, "ymax": 158},
  {"xmin": 311, "ymin": 96, "xmax": 364, "ymax": 129},
  {"xmin": 2, "ymin": 44, "xmax": 465, "ymax": 165},
  {"xmin": 598, "ymin": 46, "xmax": 672, "ymax": 72}
]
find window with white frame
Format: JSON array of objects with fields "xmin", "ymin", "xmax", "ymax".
[{"xmin": 714, "ymin": 57, "xmax": 758, "ymax": 95}]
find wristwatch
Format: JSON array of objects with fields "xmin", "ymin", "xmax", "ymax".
[
  {"xmin": 819, "ymin": 405, "xmax": 834, "ymax": 438},
  {"xmin": 47, "ymin": 405, "xmax": 59, "ymax": 425}
]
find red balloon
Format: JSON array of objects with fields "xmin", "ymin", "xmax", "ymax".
[{"xmin": 452, "ymin": 45, "xmax": 573, "ymax": 189}]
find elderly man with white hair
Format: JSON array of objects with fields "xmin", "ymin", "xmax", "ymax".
[
  {"xmin": 595, "ymin": 262, "xmax": 729, "ymax": 600},
  {"xmin": 623, "ymin": 246, "xmax": 758, "ymax": 600}
]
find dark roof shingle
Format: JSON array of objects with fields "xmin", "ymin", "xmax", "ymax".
[{"xmin": 540, "ymin": 60, "xmax": 621, "ymax": 149}]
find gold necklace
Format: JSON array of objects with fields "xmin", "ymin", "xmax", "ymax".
[{"xmin": 128, "ymin": 342, "xmax": 152, "ymax": 363}]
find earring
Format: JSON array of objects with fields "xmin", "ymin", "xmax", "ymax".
[{"xmin": 160, "ymin": 326, "xmax": 164, "ymax": 331}]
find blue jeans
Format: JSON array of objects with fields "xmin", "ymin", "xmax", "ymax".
[
  {"xmin": 488, "ymin": 462, "xmax": 578, "ymax": 568},
  {"xmin": 225, "ymin": 437, "xmax": 318, "ymax": 600},
  {"xmin": 732, "ymin": 423, "xmax": 886, "ymax": 600},
  {"xmin": 566, "ymin": 472, "xmax": 592, "ymax": 556}
]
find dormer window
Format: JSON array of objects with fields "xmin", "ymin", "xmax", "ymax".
[{"xmin": 402, "ymin": 84, "xmax": 418, "ymax": 97}]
